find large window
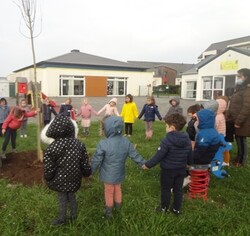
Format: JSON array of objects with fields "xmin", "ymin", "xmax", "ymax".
[
  {"xmin": 107, "ymin": 77, "xmax": 127, "ymax": 96},
  {"xmin": 202, "ymin": 76, "xmax": 224, "ymax": 99},
  {"xmin": 59, "ymin": 75, "xmax": 84, "ymax": 96},
  {"xmin": 186, "ymin": 81, "xmax": 197, "ymax": 98}
]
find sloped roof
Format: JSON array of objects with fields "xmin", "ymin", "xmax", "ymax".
[
  {"xmin": 14, "ymin": 50, "xmax": 149, "ymax": 72},
  {"xmin": 127, "ymin": 61, "xmax": 193, "ymax": 77},
  {"xmin": 182, "ymin": 55, "xmax": 216, "ymax": 75},
  {"xmin": 199, "ymin": 35, "xmax": 250, "ymax": 58},
  {"xmin": 183, "ymin": 47, "xmax": 250, "ymax": 75}
]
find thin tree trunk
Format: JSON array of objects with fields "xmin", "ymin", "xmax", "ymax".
[{"xmin": 27, "ymin": 12, "xmax": 43, "ymax": 162}]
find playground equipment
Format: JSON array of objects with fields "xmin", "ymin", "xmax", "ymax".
[{"xmin": 188, "ymin": 135, "xmax": 232, "ymax": 200}]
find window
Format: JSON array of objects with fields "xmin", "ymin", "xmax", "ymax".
[
  {"xmin": 59, "ymin": 75, "xmax": 84, "ymax": 96},
  {"xmin": 202, "ymin": 76, "xmax": 224, "ymax": 100},
  {"xmin": 107, "ymin": 77, "xmax": 127, "ymax": 96},
  {"xmin": 186, "ymin": 81, "xmax": 196, "ymax": 98}
]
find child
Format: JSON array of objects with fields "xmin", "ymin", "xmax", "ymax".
[
  {"xmin": 91, "ymin": 116, "xmax": 146, "ymax": 218},
  {"xmin": 0, "ymin": 107, "xmax": 38, "ymax": 160},
  {"xmin": 19, "ymin": 99, "xmax": 30, "ymax": 138},
  {"xmin": 0, "ymin": 97, "xmax": 10, "ymax": 137},
  {"xmin": 215, "ymin": 97, "xmax": 228, "ymax": 136},
  {"xmin": 142, "ymin": 113, "xmax": 192, "ymax": 215},
  {"xmin": 97, "ymin": 98, "xmax": 119, "ymax": 116},
  {"xmin": 138, "ymin": 96, "xmax": 162, "ymax": 139},
  {"xmin": 120, "ymin": 94, "xmax": 138, "ymax": 136},
  {"xmin": 59, "ymin": 97, "xmax": 75, "ymax": 119},
  {"xmin": 42, "ymin": 97, "xmax": 57, "ymax": 126},
  {"xmin": 186, "ymin": 104, "xmax": 201, "ymax": 149},
  {"xmin": 200, "ymin": 100, "xmax": 218, "ymax": 113},
  {"xmin": 193, "ymin": 109, "xmax": 221, "ymax": 164},
  {"xmin": 165, "ymin": 97, "xmax": 183, "ymax": 118},
  {"xmin": 76, "ymin": 98, "xmax": 98, "ymax": 136},
  {"xmin": 42, "ymin": 114, "xmax": 91, "ymax": 225}
]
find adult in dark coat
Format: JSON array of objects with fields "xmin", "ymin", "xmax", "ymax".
[
  {"xmin": 42, "ymin": 114, "xmax": 91, "ymax": 225},
  {"xmin": 227, "ymin": 68, "xmax": 250, "ymax": 166}
]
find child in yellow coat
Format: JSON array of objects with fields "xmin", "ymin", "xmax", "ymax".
[{"xmin": 120, "ymin": 94, "xmax": 138, "ymax": 137}]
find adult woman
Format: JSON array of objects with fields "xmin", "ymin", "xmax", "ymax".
[{"xmin": 228, "ymin": 68, "xmax": 250, "ymax": 166}]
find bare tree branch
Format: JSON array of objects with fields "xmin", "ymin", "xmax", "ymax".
[{"xmin": 14, "ymin": 0, "xmax": 43, "ymax": 162}]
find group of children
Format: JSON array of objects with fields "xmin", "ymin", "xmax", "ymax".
[{"xmin": 0, "ymin": 93, "xmax": 232, "ymax": 225}]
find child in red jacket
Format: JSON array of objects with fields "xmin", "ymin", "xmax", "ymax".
[{"xmin": 0, "ymin": 107, "xmax": 37, "ymax": 161}]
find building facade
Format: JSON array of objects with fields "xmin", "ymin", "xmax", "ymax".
[
  {"xmin": 181, "ymin": 36, "xmax": 250, "ymax": 101},
  {"xmin": 8, "ymin": 50, "xmax": 159, "ymax": 97}
]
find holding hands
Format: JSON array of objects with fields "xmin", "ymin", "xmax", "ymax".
[{"xmin": 142, "ymin": 164, "xmax": 149, "ymax": 170}]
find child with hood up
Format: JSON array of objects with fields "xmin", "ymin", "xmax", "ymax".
[
  {"xmin": 97, "ymin": 98, "xmax": 119, "ymax": 116},
  {"xmin": 193, "ymin": 109, "xmax": 221, "ymax": 164},
  {"xmin": 91, "ymin": 116, "xmax": 146, "ymax": 218},
  {"xmin": 165, "ymin": 97, "xmax": 183, "ymax": 118},
  {"xmin": 41, "ymin": 114, "xmax": 91, "ymax": 225},
  {"xmin": 215, "ymin": 97, "xmax": 231, "ymax": 166}
]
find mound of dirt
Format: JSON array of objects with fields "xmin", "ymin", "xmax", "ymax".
[{"xmin": 0, "ymin": 151, "xmax": 44, "ymax": 186}]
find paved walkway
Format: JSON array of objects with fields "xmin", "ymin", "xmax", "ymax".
[{"xmin": 6, "ymin": 95, "xmax": 197, "ymax": 122}]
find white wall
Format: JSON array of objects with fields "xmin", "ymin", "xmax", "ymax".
[
  {"xmin": 8, "ymin": 67, "xmax": 155, "ymax": 97},
  {"xmin": 182, "ymin": 50, "xmax": 250, "ymax": 101},
  {"xmin": 0, "ymin": 80, "xmax": 10, "ymax": 97}
]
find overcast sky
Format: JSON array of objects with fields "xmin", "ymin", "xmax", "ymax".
[{"xmin": 1, "ymin": 0, "xmax": 250, "ymax": 76}]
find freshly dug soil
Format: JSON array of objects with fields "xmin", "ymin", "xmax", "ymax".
[{"xmin": 0, "ymin": 151, "xmax": 44, "ymax": 186}]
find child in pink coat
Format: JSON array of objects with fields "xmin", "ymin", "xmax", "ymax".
[
  {"xmin": 76, "ymin": 98, "xmax": 98, "ymax": 136},
  {"xmin": 216, "ymin": 96, "xmax": 230, "ymax": 165},
  {"xmin": 97, "ymin": 98, "xmax": 119, "ymax": 116}
]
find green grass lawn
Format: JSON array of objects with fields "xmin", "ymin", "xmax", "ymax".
[{"xmin": 0, "ymin": 120, "xmax": 250, "ymax": 235}]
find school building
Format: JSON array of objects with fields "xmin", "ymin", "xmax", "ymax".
[
  {"xmin": 6, "ymin": 35, "xmax": 250, "ymax": 100},
  {"xmin": 7, "ymin": 50, "xmax": 161, "ymax": 98},
  {"xmin": 181, "ymin": 36, "xmax": 250, "ymax": 101}
]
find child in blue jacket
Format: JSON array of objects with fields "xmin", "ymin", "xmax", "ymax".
[
  {"xmin": 193, "ymin": 109, "xmax": 221, "ymax": 164},
  {"xmin": 138, "ymin": 96, "xmax": 162, "ymax": 139}
]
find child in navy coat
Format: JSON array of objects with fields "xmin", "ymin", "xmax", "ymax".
[
  {"xmin": 143, "ymin": 113, "xmax": 192, "ymax": 215},
  {"xmin": 138, "ymin": 96, "xmax": 162, "ymax": 139}
]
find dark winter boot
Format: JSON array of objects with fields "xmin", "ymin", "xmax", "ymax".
[
  {"xmin": 51, "ymin": 218, "xmax": 66, "ymax": 226},
  {"xmin": 114, "ymin": 202, "xmax": 122, "ymax": 210},
  {"xmin": 104, "ymin": 206, "xmax": 113, "ymax": 218}
]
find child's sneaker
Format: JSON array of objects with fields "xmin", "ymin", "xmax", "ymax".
[
  {"xmin": 20, "ymin": 135, "xmax": 23, "ymax": 138},
  {"xmin": 155, "ymin": 205, "xmax": 168, "ymax": 213},
  {"xmin": 172, "ymin": 208, "xmax": 180, "ymax": 215},
  {"xmin": 1, "ymin": 152, "xmax": 6, "ymax": 159},
  {"xmin": 24, "ymin": 134, "xmax": 27, "ymax": 138},
  {"xmin": 222, "ymin": 162, "xmax": 230, "ymax": 166}
]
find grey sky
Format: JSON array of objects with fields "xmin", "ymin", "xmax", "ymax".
[{"xmin": 1, "ymin": 0, "xmax": 250, "ymax": 77}]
